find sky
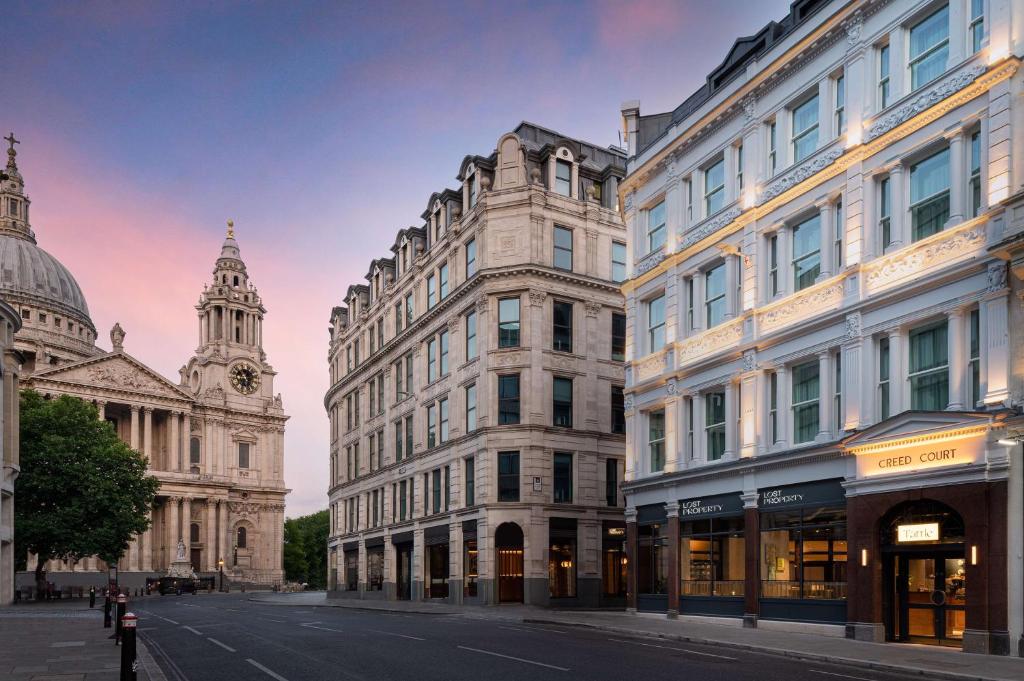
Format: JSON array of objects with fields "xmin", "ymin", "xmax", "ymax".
[{"xmin": 6, "ymin": 0, "xmax": 793, "ymax": 516}]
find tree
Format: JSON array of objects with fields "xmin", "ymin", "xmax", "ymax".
[
  {"xmin": 282, "ymin": 510, "xmax": 328, "ymax": 589},
  {"xmin": 15, "ymin": 390, "xmax": 159, "ymax": 591}
]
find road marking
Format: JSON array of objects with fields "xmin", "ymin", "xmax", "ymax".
[
  {"xmin": 247, "ymin": 658, "xmax": 290, "ymax": 681},
  {"xmin": 367, "ymin": 629, "xmax": 426, "ymax": 641},
  {"xmin": 457, "ymin": 646, "xmax": 569, "ymax": 671},
  {"xmin": 300, "ymin": 621, "xmax": 322, "ymax": 626},
  {"xmin": 207, "ymin": 637, "xmax": 236, "ymax": 652},
  {"xmin": 809, "ymin": 672, "xmax": 875, "ymax": 681},
  {"xmin": 51, "ymin": 641, "xmax": 85, "ymax": 647},
  {"xmin": 500, "ymin": 624, "xmax": 567, "ymax": 634},
  {"xmin": 154, "ymin": 615, "xmax": 179, "ymax": 625},
  {"xmin": 301, "ymin": 624, "xmax": 345, "ymax": 633},
  {"xmin": 183, "ymin": 626, "xmax": 203, "ymax": 635},
  {"xmin": 264, "ymin": 618, "xmax": 286, "ymax": 623},
  {"xmin": 607, "ymin": 638, "xmax": 737, "ymax": 660}
]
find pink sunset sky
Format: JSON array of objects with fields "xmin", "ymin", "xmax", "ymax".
[{"xmin": 6, "ymin": 0, "xmax": 792, "ymax": 516}]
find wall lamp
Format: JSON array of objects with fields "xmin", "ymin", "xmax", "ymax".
[{"xmin": 860, "ymin": 548, "xmax": 869, "ymax": 567}]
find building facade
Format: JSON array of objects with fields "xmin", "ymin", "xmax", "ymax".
[
  {"xmin": 325, "ymin": 123, "xmax": 628, "ymax": 606},
  {"xmin": 0, "ymin": 137, "xmax": 288, "ymax": 590},
  {"xmin": 620, "ymin": 0, "xmax": 1023, "ymax": 656},
  {"xmin": 0, "ymin": 297, "xmax": 22, "ymax": 604}
]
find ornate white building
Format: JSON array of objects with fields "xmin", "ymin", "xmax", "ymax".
[{"xmin": 0, "ymin": 136, "xmax": 288, "ymax": 589}]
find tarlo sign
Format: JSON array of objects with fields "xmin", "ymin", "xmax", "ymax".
[{"xmin": 897, "ymin": 523, "xmax": 940, "ymax": 542}]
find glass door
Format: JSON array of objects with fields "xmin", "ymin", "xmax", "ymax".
[
  {"xmin": 396, "ymin": 545, "xmax": 412, "ymax": 600},
  {"xmin": 896, "ymin": 553, "xmax": 965, "ymax": 645}
]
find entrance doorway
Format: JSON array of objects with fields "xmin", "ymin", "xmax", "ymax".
[
  {"xmin": 190, "ymin": 549, "xmax": 202, "ymax": 572},
  {"xmin": 495, "ymin": 523, "xmax": 524, "ymax": 603},
  {"xmin": 881, "ymin": 500, "xmax": 966, "ymax": 647},
  {"xmin": 396, "ymin": 544, "xmax": 412, "ymax": 600}
]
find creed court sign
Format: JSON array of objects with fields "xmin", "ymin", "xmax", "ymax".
[{"xmin": 852, "ymin": 430, "xmax": 986, "ymax": 478}]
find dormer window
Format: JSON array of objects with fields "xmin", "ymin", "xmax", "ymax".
[
  {"xmin": 555, "ymin": 160, "xmax": 571, "ymax": 196},
  {"xmin": 468, "ymin": 174, "xmax": 477, "ymax": 208}
]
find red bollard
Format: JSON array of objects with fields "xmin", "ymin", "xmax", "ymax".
[{"xmin": 120, "ymin": 612, "xmax": 137, "ymax": 681}]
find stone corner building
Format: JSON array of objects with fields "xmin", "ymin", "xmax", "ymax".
[
  {"xmin": 325, "ymin": 122, "xmax": 629, "ymax": 606},
  {"xmin": 0, "ymin": 296, "xmax": 22, "ymax": 604},
  {"xmin": 0, "ymin": 136, "xmax": 288, "ymax": 590}
]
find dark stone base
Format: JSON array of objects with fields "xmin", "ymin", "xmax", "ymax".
[{"xmin": 742, "ymin": 613, "xmax": 758, "ymax": 628}]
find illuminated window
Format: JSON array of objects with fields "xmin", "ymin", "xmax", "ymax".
[
  {"xmin": 792, "ymin": 95, "xmax": 819, "ymax": 162},
  {"xmin": 909, "ymin": 321, "xmax": 949, "ymax": 410},
  {"xmin": 909, "ymin": 6, "xmax": 949, "ymax": 91},
  {"xmin": 648, "ymin": 409, "xmax": 665, "ymax": 472}
]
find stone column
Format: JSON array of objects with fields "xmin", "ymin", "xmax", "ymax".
[
  {"xmin": 206, "ymin": 500, "xmax": 218, "ymax": 571},
  {"xmin": 776, "ymin": 364, "xmax": 790, "ymax": 448},
  {"xmin": 169, "ymin": 411, "xmax": 180, "ymax": 473},
  {"xmin": 817, "ymin": 352, "xmax": 833, "ymax": 441},
  {"xmin": 888, "ymin": 329, "xmax": 906, "ymax": 413},
  {"xmin": 220, "ymin": 501, "xmax": 231, "ymax": 568},
  {"xmin": 141, "ymin": 507, "xmax": 153, "ymax": 572},
  {"xmin": 741, "ymin": 370, "xmax": 759, "ymax": 458},
  {"xmin": 182, "ymin": 413, "xmax": 192, "ymax": 472},
  {"xmin": 724, "ymin": 380, "xmax": 737, "ymax": 459},
  {"xmin": 666, "ymin": 506, "xmax": 680, "ymax": 619},
  {"xmin": 167, "ymin": 498, "xmax": 179, "ymax": 564},
  {"xmin": 691, "ymin": 272, "xmax": 705, "ymax": 332},
  {"xmin": 887, "ymin": 164, "xmax": 906, "ymax": 247},
  {"xmin": 692, "ymin": 392, "xmax": 705, "ymax": 463},
  {"xmin": 724, "ymin": 254, "xmax": 738, "ymax": 319},
  {"xmin": 181, "ymin": 498, "xmax": 192, "ymax": 562},
  {"xmin": 742, "ymin": 492, "xmax": 760, "ymax": 627},
  {"xmin": 142, "ymin": 407, "xmax": 153, "ymax": 463},
  {"xmin": 947, "ymin": 129, "xmax": 965, "ymax": 225},
  {"xmin": 776, "ymin": 227, "xmax": 791, "ymax": 297},
  {"xmin": 96, "ymin": 400, "xmax": 106, "ymax": 420},
  {"xmin": 129, "ymin": 406, "xmax": 140, "ymax": 451},
  {"xmin": 625, "ymin": 509, "xmax": 638, "ymax": 613},
  {"xmin": 817, "ymin": 199, "xmax": 833, "ymax": 280},
  {"xmin": 947, "ymin": 308, "xmax": 966, "ymax": 410}
]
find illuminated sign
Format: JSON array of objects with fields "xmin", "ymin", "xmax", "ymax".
[
  {"xmin": 606, "ymin": 527, "xmax": 625, "ymax": 537},
  {"xmin": 854, "ymin": 433, "xmax": 985, "ymax": 478},
  {"xmin": 897, "ymin": 523, "xmax": 940, "ymax": 543}
]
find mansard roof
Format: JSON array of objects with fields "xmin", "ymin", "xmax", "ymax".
[
  {"xmin": 389, "ymin": 226, "xmax": 426, "ymax": 254},
  {"xmin": 364, "ymin": 257, "xmax": 396, "ymax": 282},
  {"xmin": 420, "ymin": 188, "xmax": 462, "ymax": 220}
]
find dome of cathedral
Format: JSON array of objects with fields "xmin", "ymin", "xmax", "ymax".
[{"xmin": 0, "ymin": 233, "xmax": 93, "ymax": 324}]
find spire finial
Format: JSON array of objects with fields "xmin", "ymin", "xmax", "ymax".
[
  {"xmin": 4, "ymin": 132, "xmax": 19, "ymax": 170},
  {"xmin": 226, "ymin": 219, "xmax": 235, "ymax": 240}
]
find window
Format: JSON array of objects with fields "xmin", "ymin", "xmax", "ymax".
[
  {"xmin": 792, "ymin": 95, "xmax": 819, "ymax": 163},
  {"xmin": 611, "ymin": 313, "xmax": 626, "ymax": 362},
  {"xmin": 605, "ymin": 458, "xmax": 619, "ymax": 506},
  {"xmin": 735, "ymin": 143, "xmax": 744, "ymax": 190},
  {"xmin": 879, "ymin": 337, "xmax": 891, "ymax": 420},
  {"xmin": 637, "ymin": 523, "xmax": 667, "ymax": 594},
  {"xmin": 189, "ymin": 437, "xmax": 201, "ymax": 465},
  {"xmin": 705, "ymin": 264, "xmax": 726, "ymax": 328},
  {"xmin": 439, "ymin": 397, "xmax": 449, "ymax": 443},
  {"xmin": 189, "ymin": 523, "xmax": 200, "ymax": 544},
  {"xmin": 395, "ymin": 421, "xmax": 403, "ymax": 462},
  {"xmin": 878, "ymin": 44, "xmax": 891, "ymax": 109},
  {"xmin": 969, "ymin": 310, "xmax": 980, "ymax": 407},
  {"xmin": 647, "ymin": 295, "xmax": 666, "ymax": 352},
  {"xmin": 405, "ymin": 292, "xmax": 414, "ymax": 326},
  {"xmin": 404, "ymin": 415, "xmax": 413, "ymax": 458},
  {"xmin": 761, "ymin": 506, "xmax": 846, "ymax": 600},
  {"xmin": 612, "ymin": 241, "xmax": 627, "ymax": 282},
  {"xmin": 910, "ymin": 321, "xmax": 949, "ymax": 409},
  {"xmin": 431, "ymin": 469, "xmax": 442, "ymax": 514},
  {"xmin": 705, "ymin": 391, "xmax": 726, "ymax": 460},
  {"xmin": 237, "ymin": 526, "xmax": 247, "ymax": 549},
  {"xmin": 911, "ymin": 148, "xmax": 950, "ymax": 241},
  {"xmin": 466, "ymin": 384, "xmax": 477, "ymax": 432},
  {"xmin": 969, "ymin": 0, "xmax": 984, "ymax": 54},
  {"xmin": 792, "ymin": 361, "xmax": 820, "ymax": 444},
  {"xmin": 880, "ymin": 176, "xmax": 893, "ymax": 250},
  {"xmin": 769, "ymin": 372, "xmax": 779, "ymax": 443},
  {"xmin": 553, "ymin": 377, "xmax": 573, "ymax": 428},
  {"xmin": 686, "ymin": 397, "xmax": 695, "ymax": 457},
  {"xmin": 834, "ymin": 73, "xmax": 845, "ymax": 132},
  {"xmin": 768, "ymin": 234, "xmax": 780, "ymax": 297},
  {"xmin": 427, "ymin": 274, "xmax": 437, "ymax": 309},
  {"xmin": 767, "ymin": 120, "xmax": 778, "ymax": 175},
  {"xmin": 376, "ymin": 318, "xmax": 384, "ymax": 352},
  {"xmin": 834, "ymin": 198, "xmax": 843, "ymax": 270},
  {"xmin": 427, "ymin": 404, "xmax": 437, "ymax": 449},
  {"xmin": 439, "ymin": 263, "xmax": 449, "ymax": 299},
  {"xmin": 686, "ymin": 179, "xmax": 693, "ymax": 222},
  {"xmin": 428, "ymin": 338, "xmax": 438, "ymax": 382},
  {"xmin": 440, "ymin": 330, "xmax": 449, "ymax": 375},
  {"xmin": 404, "ymin": 353, "xmax": 413, "ymax": 398},
  {"xmin": 910, "ymin": 6, "xmax": 949, "ymax": 90},
  {"xmin": 459, "ymin": 311, "xmax": 476, "ymax": 362},
  {"xmin": 553, "ymin": 301, "xmax": 573, "ymax": 353},
  {"xmin": 466, "ymin": 238, "xmax": 477, "ymax": 278},
  {"xmin": 498, "ymin": 374, "xmax": 521, "ymax": 425},
  {"xmin": 555, "ymin": 159, "xmax": 571, "ymax": 196},
  {"xmin": 465, "ymin": 457, "xmax": 475, "ymax": 506},
  {"xmin": 498, "ymin": 297, "xmax": 520, "ymax": 348},
  {"xmin": 970, "ymin": 131, "xmax": 982, "ymax": 217},
  {"xmin": 395, "ymin": 302, "xmax": 403, "ymax": 334},
  {"xmin": 681, "ymin": 516, "xmax": 745, "ymax": 597},
  {"xmin": 399, "ymin": 480, "xmax": 408, "ymax": 520},
  {"xmin": 792, "ymin": 214, "xmax": 821, "ymax": 291},
  {"xmin": 468, "ymin": 174, "xmax": 477, "ymax": 208},
  {"xmin": 369, "ymin": 376, "xmax": 376, "ymax": 416},
  {"xmin": 498, "ymin": 451, "xmax": 520, "ymax": 502},
  {"xmin": 704, "ymin": 158, "xmax": 725, "ymax": 215},
  {"xmin": 834, "ymin": 352, "xmax": 843, "ymax": 433},
  {"xmin": 553, "ymin": 452, "xmax": 573, "ymax": 503},
  {"xmin": 553, "ymin": 226, "xmax": 573, "ymax": 271},
  {"xmin": 647, "ymin": 200, "xmax": 666, "ymax": 253},
  {"xmin": 611, "ymin": 386, "xmax": 625, "ymax": 434},
  {"xmin": 648, "ymin": 409, "xmax": 665, "ymax": 473},
  {"xmin": 238, "ymin": 442, "xmax": 251, "ymax": 469}
]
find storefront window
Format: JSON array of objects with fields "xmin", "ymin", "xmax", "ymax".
[
  {"xmin": 464, "ymin": 538, "xmax": 478, "ymax": 598},
  {"xmin": 680, "ymin": 517, "xmax": 744, "ymax": 597},
  {"xmin": 761, "ymin": 507, "xmax": 846, "ymax": 600},
  {"xmin": 638, "ymin": 524, "xmax": 668, "ymax": 594},
  {"xmin": 366, "ymin": 547, "xmax": 384, "ymax": 591},
  {"xmin": 344, "ymin": 551, "xmax": 358, "ymax": 591},
  {"xmin": 426, "ymin": 542, "xmax": 449, "ymax": 599},
  {"xmin": 549, "ymin": 539, "xmax": 576, "ymax": 598},
  {"xmin": 602, "ymin": 524, "xmax": 627, "ymax": 598}
]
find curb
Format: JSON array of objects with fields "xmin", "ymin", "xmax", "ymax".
[
  {"xmin": 245, "ymin": 596, "xmax": 455, "ymax": 616},
  {"xmin": 522, "ymin": 618, "xmax": 1014, "ymax": 681},
  {"xmin": 137, "ymin": 639, "xmax": 169, "ymax": 681}
]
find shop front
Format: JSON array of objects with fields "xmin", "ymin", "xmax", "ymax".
[
  {"xmin": 678, "ymin": 492, "xmax": 745, "ymax": 617},
  {"xmin": 462, "ymin": 520, "xmax": 480, "ymax": 603},
  {"xmin": 424, "ymin": 525, "xmax": 450, "ymax": 600},
  {"xmin": 391, "ymin": 531, "xmax": 413, "ymax": 601},
  {"xmin": 634, "ymin": 504, "xmax": 668, "ymax": 612},
  {"xmin": 601, "ymin": 521, "xmax": 627, "ymax": 607}
]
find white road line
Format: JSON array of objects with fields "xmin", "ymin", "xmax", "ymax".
[
  {"xmin": 607, "ymin": 638, "xmax": 737, "ymax": 660},
  {"xmin": 247, "ymin": 658, "xmax": 290, "ymax": 681},
  {"xmin": 301, "ymin": 624, "xmax": 345, "ymax": 633},
  {"xmin": 809, "ymin": 671, "xmax": 875, "ymax": 681},
  {"xmin": 300, "ymin": 621, "xmax": 322, "ymax": 626},
  {"xmin": 513, "ymin": 624, "xmax": 567, "ymax": 634},
  {"xmin": 207, "ymin": 637, "xmax": 236, "ymax": 653},
  {"xmin": 155, "ymin": 615, "xmax": 179, "ymax": 625},
  {"xmin": 457, "ymin": 646, "xmax": 570, "ymax": 671},
  {"xmin": 367, "ymin": 629, "xmax": 426, "ymax": 641},
  {"xmin": 183, "ymin": 626, "xmax": 203, "ymax": 635},
  {"xmin": 264, "ymin": 618, "xmax": 286, "ymax": 623}
]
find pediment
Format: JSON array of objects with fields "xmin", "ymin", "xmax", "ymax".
[
  {"xmin": 844, "ymin": 411, "xmax": 993, "ymax": 450},
  {"xmin": 32, "ymin": 352, "xmax": 192, "ymax": 402}
]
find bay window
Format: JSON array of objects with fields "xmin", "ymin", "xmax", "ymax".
[{"xmin": 555, "ymin": 159, "xmax": 571, "ymax": 196}]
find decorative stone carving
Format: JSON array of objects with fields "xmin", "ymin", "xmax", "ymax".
[
  {"xmin": 666, "ymin": 378, "xmax": 677, "ymax": 396},
  {"xmin": 864, "ymin": 224, "xmax": 986, "ymax": 293},
  {"xmin": 677, "ymin": 319, "xmax": 743, "ymax": 366},
  {"xmin": 499, "ymin": 236, "xmax": 516, "ymax": 252},
  {"xmin": 475, "ymin": 297, "xmax": 488, "ymax": 314},
  {"xmin": 758, "ymin": 148, "xmax": 844, "ymax": 205},
  {"xmin": 844, "ymin": 9, "xmax": 863, "ymax": 46},
  {"xmin": 492, "ymin": 351, "xmax": 522, "ymax": 367},
  {"xmin": 987, "ymin": 261, "xmax": 1008, "ymax": 292},
  {"xmin": 110, "ymin": 322, "xmax": 125, "ymax": 352},
  {"xmin": 845, "ymin": 312, "xmax": 862, "ymax": 338},
  {"xmin": 741, "ymin": 93, "xmax": 756, "ymax": 122},
  {"xmin": 634, "ymin": 350, "xmax": 666, "ymax": 382},
  {"xmin": 865, "ymin": 64, "xmax": 987, "ymax": 142},
  {"xmin": 584, "ymin": 302, "xmax": 602, "ymax": 318},
  {"xmin": 759, "ymin": 282, "xmax": 844, "ymax": 334},
  {"xmin": 550, "ymin": 355, "xmax": 577, "ymax": 372},
  {"xmin": 624, "ymin": 395, "xmax": 634, "ymax": 412},
  {"xmin": 636, "ymin": 249, "xmax": 666, "ymax": 275},
  {"xmin": 447, "ymin": 316, "xmax": 461, "ymax": 332},
  {"xmin": 528, "ymin": 290, "xmax": 547, "ymax": 306},
  {"xmin": 624, "ymin": 192, "xmax": 634, "ymax": 212},
  {"xmin": 87, "ymin": 364, "xmax": 163, "ymax": 392},
  {"xmin": 203, "ymin": 383, "xmax": 226, "ymax": 400},
  {"xmin": 741, "ymin": 351, "xmax": 756, "ymax": 372},
  {"xmin": 680, "ymin": 206, "xmax": 743, "ymax": 251}
]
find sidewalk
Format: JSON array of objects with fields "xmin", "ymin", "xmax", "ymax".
[
  {"xmin": 250, "ymin": 592, "xmax": 1024, "ymax": 681},
  {"xmin": 0, "ymin": 598, "xmax": 165, "ymax": 680}
]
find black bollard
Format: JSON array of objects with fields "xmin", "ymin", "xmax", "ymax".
[
  {"xmin": 89, "ymin": 586, "xmax": 96, "ymax": 609},
  {"xmin": 120, "ymin": 612, "xmax": 138, "ymax": 681},
  {"xmin": 114, "ymin": 593, "xmax": 127, "ymax": 644},
  {"xmin": 103, "ymin": 591, "xmax": 112, "ymax": 628}
]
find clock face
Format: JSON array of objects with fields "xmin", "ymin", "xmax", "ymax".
[{"xmin": 229, "ymin": 363, "xmax": 260, "ymax": 395}]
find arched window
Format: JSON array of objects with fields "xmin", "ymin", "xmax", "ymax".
[
  {"xmin": 190, "ymin": 523, "xmax": 200, "ymax": 544},
  {"xmin": 237, "ymin": 526, "xmax": 247, "ymax": 549},
  {"xmin": 189, "ymin": 437, "xmax": 201, "ymax": 465},
  {"xmin": 233, "ymin": 275, "xmax": 239, "ymax": 287}
]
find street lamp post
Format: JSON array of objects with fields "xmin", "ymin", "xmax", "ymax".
[{"xmin": 218, "ymin": 558, "xmax": 224, "ymax": 593}]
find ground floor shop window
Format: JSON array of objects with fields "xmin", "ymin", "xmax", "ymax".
[
  {"xmin": 464, "ymin": 539, "xmax": 478, "ymax": 598},
  {"xmin": 425, "ymin": 543, "xmax": 449, "ymax": 599},
  {"xmin": 344, "ymin": 551, "xmax": 358, "ymax": 591},
  {"xmin": 761, "ymin": 507, "xmax": 846, "ymax": 600},
  {"xmin": 680, "ymin": 516, "xmax": 744, "ymax": 596},
  {"xmin": 638, "ymin": 524, "xmax": 668, "ymax": 594},
  {"xmin": 366, "ymin": 547, "xmax": 384, "ymax": 591},
  {"xmin": 549, "ymin": 539, "xmax": 576, "ymax": 598},
  {"xmin": 602, "ymin": 525, "xmax": 627, "ymax": 598}
]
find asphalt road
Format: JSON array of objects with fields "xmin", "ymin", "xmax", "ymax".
[{"xmin": 135, "ymin": 593, "xmax": 937, "ymax": 681}]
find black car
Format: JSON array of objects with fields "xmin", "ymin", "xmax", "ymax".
[{"xmin": 157, "ymin": 577, "xmax": 197, "ymax": 595}]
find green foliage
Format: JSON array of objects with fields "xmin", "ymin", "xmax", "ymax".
[
  {"xmin": 15, "ymin": 390, "xmax": 160, "ymax": 572},
  {"xmin": 282, "ymin": 509, "xmax": 328, "ymax": 588}
]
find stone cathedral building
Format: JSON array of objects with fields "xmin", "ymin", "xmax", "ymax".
[{"xmin": 0, "ymin": 136, "xmax": 288, "ymax": 591}]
